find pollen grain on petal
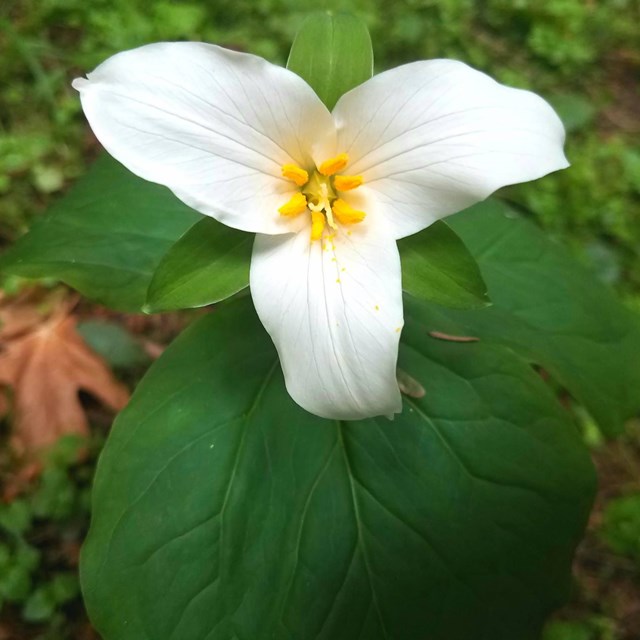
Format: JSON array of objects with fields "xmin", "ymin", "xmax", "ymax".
[
  {"xmin": 332, "ymin": 199, "xmax": 366, "ymax": 225},
  {"xmin": 334, "ymin": 175, "xmax": 363, "ymax": 191},
  {"xmin": 318, "ymin": 153, "xmax": 349, "ymax": 176},
  {"xmin": 278, "ymin": 192, "xmax": 308, "ymax": 217},
  {"xmin": 310, "ymin": 211, "xmax": 325, "ymax": 241},
  {"xmin": 281, "ymin": 163, "xmax": 309, "ymax": 186}
]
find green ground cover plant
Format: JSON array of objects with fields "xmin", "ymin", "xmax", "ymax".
[{"xmin": 1, "ymin": 2, "xmax": 639, "ymax": 639}]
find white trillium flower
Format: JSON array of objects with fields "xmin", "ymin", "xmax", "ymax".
[{"xmin": 72, "ymin": 42, "xmax": 568, "ymax": 421}]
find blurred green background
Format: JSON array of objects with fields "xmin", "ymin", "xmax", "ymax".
[{"xmin": 1, "ymin": 0, "xmax": 639, "ymax": 639}]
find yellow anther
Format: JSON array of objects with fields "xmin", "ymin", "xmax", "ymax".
[
  {"xmin": 318, "ymin": 153, "xmax": 349, "ymax": 176},
  {"xmin": 332, "ymin": 199, "xmax": 366, "ymax": 225},
  {"xmin": 310, "ymin": 211, "xmax": 325, "ymax": 241},
  {"xmin": 278, "ymin": 192, "xmax": 308, "ymax": 217},
  {"xmin": 281, "ymin": 164, "xmax": 309, "ymax": 186},
  {"xmin": 334, "ymin": 175, "xmax": 363, "ymax": 191}
]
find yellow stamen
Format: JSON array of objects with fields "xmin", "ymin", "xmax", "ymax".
[
  {"xmin": 281, "ymin": 163, "xmax": 309, "ymax": 186},
  {"xmin": 332, "ymin": 199, "xmax": 366, "ymax": 225},
  {"xmin": 278, "ymin": 192, "xmax": 308, "ymax": 217},
  {"xmin": 334, "ymin": 175, "xmax": 363, "ymax": 191},
  {"xmin": 311, "ymin": 211, "xmax": 325, "ymax": 241},
  {"xmin": 318, "ymin": 153, "xmax": 349, "ymax": 176}
]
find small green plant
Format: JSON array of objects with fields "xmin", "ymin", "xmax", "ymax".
[
  {"xmin": 600, "ymin": 494, "xmax": 640, "ymax": 562},
  {"xmin": 0, "ymin": 436, "xmax": 97, "ymax": 633},
  {"xmin": 544, "ymin": 620, "xmax": 593, "ymax": 640},
  {"xmin": 544, "ymin": 617, "xmax": 618, "ymax": 640}
]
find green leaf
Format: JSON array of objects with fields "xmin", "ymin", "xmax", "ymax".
[
  {"xmin": 15, "ymin": 542, "xmax": 40, "ymax": 573},
  {"xmin": 0, "ymin": 500, "xmax": 31, "ymax": 536},
  {"xmin": 548, "ymin": 92, "xmax": 597, "ymax": 133},
  {"xmin": 543, "ymin": 620, "xmax": 592, "ymax": 640},
  {"xmin": 599, "ymin": 494, "xmax": 640, "ymax": 561},
  {"xmin": 0, "ymin": 155, "xmax": 201, "ymax": 311},
  {"xmin": 22, "ymin": 586, "xmax": 56, "ymax": 622},
  {"xmin": 31, "ymin": 467, "xmax": 76, "ymax": 520},
  {"xmin": 287, "ymin": 11, "xmax": 373, "ymax": 110},
  {"xmin": 45, "ymin": 434, "xmax": 88, "ymax": 467},
  {"xmin": 399, "ymin": 221, "xmax": 490, "ymax": 309},
  {"xmin": 50, "ymin": 572, "xmax": 80, "ymax": 604},
  {"xmin": 81, "ymin": 296, "xmax": 594, "ymax": 640},
  {"xmin": 1, "ymin": 565, "xmax": 31, "ymax": 603},
  {"xmin": 441, "ymin": 199, "xmax": 640, "ymax": 436},
  {"xmin": 145, "ymin": 217, "xmax": 253, "ymax": 312},
  {"xmin": 0, "ymin": 545, "xmax": 10, "ymax": 571},
  {"xmin": 77, "ymin": 319, "xmax": 149, "ymax": 368}
]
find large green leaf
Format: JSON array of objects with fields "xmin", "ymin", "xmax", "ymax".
[
  {"xmin": 145, "ymin": 217, "xmax": 253, "ymax": 312},
  {"xmin": 146, "ymin": 217, "xmax": 489, "ymax": 312},
  {"xmin": 81, "ymin": 296, "xmax": 594, "ymax": 640},
  {"xmin": 438, "ymin": 200, "xmax": 640, "ymax": 436},
  {"xmin": 0, "ymin": 155, "xmax": 201, "ymax": 311},
  {"xmin": 399, "ymin": 221, "xmax": 490, "ymax": 309},
  {"xmin": 287, "ymin": 11, "xmax": 373, "ymax": 110}
]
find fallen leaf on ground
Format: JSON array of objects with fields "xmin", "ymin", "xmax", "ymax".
[
  {"xmin": 0, "ymin": 302, "xmax": 129, "ymax": 455},
  {"xmin": 0, "ymin": 289, "xmax": 48, "ymax": 340}
]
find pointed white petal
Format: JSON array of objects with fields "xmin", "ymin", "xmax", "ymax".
[
  {"xmin": 250, "ymin": 220, "xmax": 403, "ymax": 420},
  {"xmin": 332, "ymin": 60, "xmax": 569, "ymax": 239},
  {"xmin": 73, "ymin": 42, "xmax": 336, "ymax": 234}
]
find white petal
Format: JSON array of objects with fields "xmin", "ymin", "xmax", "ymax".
[
  {"xmin": 73, "ymin": 42, "xmax": 336, "ymax": 235},
  {"xmin": 332, "ymin": 60, "xmax": 569, "ymax": 239},
  {"xmin": 250, "ymin": 219, "xmax": 403, "ymax": 420}
]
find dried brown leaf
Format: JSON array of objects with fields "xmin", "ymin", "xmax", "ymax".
[
  {"xmin": 0, "ymin": 309, "xmax": 129, "ymax": 454},
  {"xmin": 0, "ymin": 290, "xmax": 46, "ymax": 340}
]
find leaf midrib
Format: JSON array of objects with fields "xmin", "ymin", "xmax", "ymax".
[{"xmin": 337, "ymin": 422, "xmax": 390, "ymax": 640}]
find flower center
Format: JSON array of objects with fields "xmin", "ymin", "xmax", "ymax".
[{"xmin": 278, "ymin": 153, "xmax": 365, "ymax": 241}]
